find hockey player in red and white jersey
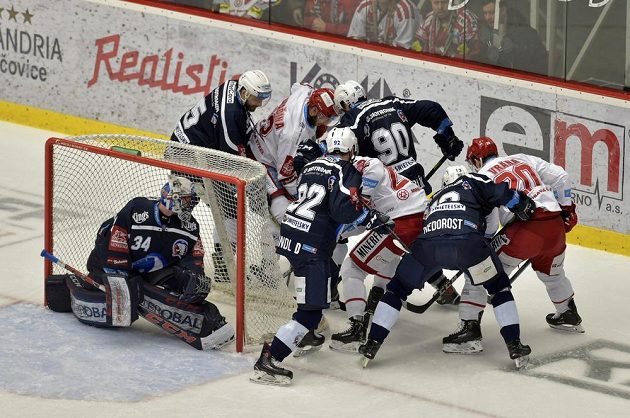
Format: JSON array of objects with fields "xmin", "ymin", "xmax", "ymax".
[
  {"xmin": 328, "ymin": 127, "xmax": 430, "ymax": 352},
  {"xmin": 443, "ymin": 136, "xmax": 582, "ymax": 354},
  {"xmin": 248, "ymin": 83, "xmax": 340, "ymax": 226},
  {"xmin": 347, "ymin": 0, "xmax": 422, "ymax": 49}
]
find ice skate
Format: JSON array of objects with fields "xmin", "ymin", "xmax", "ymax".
[
  {"xmin": 330, "ymin": 317, "xmax": 366, "ymax": 353},
  {"xmin": 250, "ymin": 342, "xmax": 293, "ymax": 386},
  {"xmin": 293, "ymin": 329, "xmax": 325, "ymax": 357},
  {"xmin": 442, "ymin": 320, "xmax": 483, "ymax": 354},
  {"xmin": 506, "ymin": 339, "xmax": 531, "ymax": 369},
  {"xmin": 358, "ymin": 339, "xmax": 382, "ymax": 368},
  {"xmin": 546, "ymin": 299, "xmax": 584, "ymax": 333}
]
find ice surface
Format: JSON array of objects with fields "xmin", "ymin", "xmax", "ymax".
[{"xmin": 0, "ymin": 122, "xmax": 629, "ymax": 417}]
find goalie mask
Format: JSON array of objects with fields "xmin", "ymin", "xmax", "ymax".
[
  {"xmin": 325, "ymin": 127, "xmax": 357, "ymax": 155},
  {"xmin": 238, "ymin": 70, "xmax": 272, "ymax": 109},
  {"xmin": 442, "ymin": 165, "xmax": 469, "ymax": 187},
  {"xmin": 160, "ymin": 176, "xmax": 198, "ymax": 222},
  {"xmin": 334, "ymin": 80, "xmax": 366, "ymax": 113}
]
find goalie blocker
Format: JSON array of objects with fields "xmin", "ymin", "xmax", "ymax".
[{"xmin": 46, "ymin": 274, "xmax": 234, "ymax": 350}]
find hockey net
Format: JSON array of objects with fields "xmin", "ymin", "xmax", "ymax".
[{"xmin": 44, "ymin": 135, "xmax": 296, "ymax": 351}]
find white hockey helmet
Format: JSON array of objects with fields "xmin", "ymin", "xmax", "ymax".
[
  {"xmin": 325, "ymin": 127, "xmax": 357, "ymax": 155},
  {"xmin": 442, "ymin": 165, "xmax": 469, "ymax": 187},
  {"xmin": 160, "ymin": 175, "xmax": 199, "ymax": 222},
  {"xmin": 334, "ymin": 80, "xmax": 366, "ymax": 113},
  {"xmin": 238, "ymin": 70, "xmax": 272, "ymax": 106}
]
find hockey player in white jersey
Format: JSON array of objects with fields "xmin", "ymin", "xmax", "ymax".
[
  {"xmin": 248, "ymin": 83, "xmax": 340, "ymax": 226},
  {"xmin": 443, "ymin": 136, "xmax": 582, "ymax": 354},
  {"xmin": 328, "ymin": 128, "xmax": 430, "ymax": 352}
]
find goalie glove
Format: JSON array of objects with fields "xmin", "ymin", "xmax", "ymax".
[
  {"xmin": 560, "ymin": 203, "xmax": 578, "ymax": 233},
  {"xmin": 174, "ymin": 266, "xmax": 211, "ymax": 304},
  {"xmin": 362, "ymin": 208, "xmax": 395, "ymax": 232},
  {"xmin": 507, "ymin": 191, "xmax": 536, "ymax": 221}
]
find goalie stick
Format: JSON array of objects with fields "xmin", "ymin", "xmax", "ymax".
[{"xmin": 40, "ymin": 250, "xmax": 203, "ymax": 349}]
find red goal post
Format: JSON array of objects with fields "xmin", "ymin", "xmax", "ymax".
[{"xmin": 44, "ymin": 135, "xmax": 295, "ymax": 352}]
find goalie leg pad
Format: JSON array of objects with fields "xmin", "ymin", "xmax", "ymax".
[
  {"xmin": 46, "ymin": 274, "xmax": 72, "ymax": 312},
  {"xmin": 140, "ymin": 283, "xmax": 234, "ymax": 350},
  {"xmin": 66, "ymin": 274, "xmax": 141, "ymax": 327}
]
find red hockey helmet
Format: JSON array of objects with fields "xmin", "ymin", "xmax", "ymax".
[
  {"xmin": 466, "ymin": 136, "xmax": 499, "ymax": 163},
  {"xmin": 308, "ymin": 88, "xmax": 341, "ymax": 126}
]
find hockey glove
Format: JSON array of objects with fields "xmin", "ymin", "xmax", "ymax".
[
  {"xmin": 508, "ymin": 191, "xmax": 536, "ymax": 221},
  {"xmin": 294, "ymin": 139, "xmax": 324, "ymax": 175},
  {"xmin": 363, "ymin": 209, "xmax": 395, "ymax": 233},
  {"xmin": 174, "ymin": 266, "xmax": 211, "ymax": 304},
  {"xmin": 433, "ymin": 127, "xmax": 464, "ymax": 161},
  {"xmin": 560, "ymin": 203, "xmax": 578, "ymax": 233}
]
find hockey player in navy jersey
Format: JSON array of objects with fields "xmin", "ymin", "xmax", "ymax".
[
  {"xmin": 61, "ymin": 176, "xmax": 234, "ymax": 350},
  {"xmin": 170, "ymin": 70, "xmax": 272, "ymax": 156},
  {"xmin": 359, "ymin": 166, "xmax": 536, "ymax": 369},
  {"xmin": 250, "ymin": 127, "xmax": 394, "ymax": 385},
  {"xmin": 333, "ymin": 80, "xmax": 463, "ymax": 306}
]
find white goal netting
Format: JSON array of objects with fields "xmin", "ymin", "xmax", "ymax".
[{"xmin": 45, "ymin": 135, "xmax": 296, "ymax": 348}]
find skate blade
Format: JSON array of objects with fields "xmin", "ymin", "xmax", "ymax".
[
  {"xmin": 329, "ymin": 340, "xmax": 362, "ymax": 353},
  {"xmin": 249, "ymin": 370, "xmax": 292, "ymax": 386},
  {"xmin": 442, "ymin": 341, "xmax": 483, "ymax": 354},
  {"xmin": 514, "ymin": 355, "xmax": 530, "ymax": 370},
  {"xmin": 361, "ymin": 356, "xmax": 371, "ymax": 368},
  {"xmin": 548, "ymin": 323, "xmax": 585, "ymax": 333},
  {"xmin": 293, "ymin": 343, "xmax": 323, "ymax": 358},
  {"xmin": 316, "ymin": 315, "xmax": 329, "ymax": 333}
]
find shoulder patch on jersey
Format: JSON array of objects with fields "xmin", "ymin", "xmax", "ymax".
[
  {"xmin": 280, "ymin": 156, "xmax": 294, "ymax": 177},
  {"xmin": 132, "ymin": 211, "xmax": 149, "ymax": 224},
  {"xmin": 172, "ymin": 239, "xmax": 189, "ymax": 258},
  {"xmin": 328, "ymin": 176, "xmax": 336, "ymax": 191},
  {"xmin": 109, "ymin": 226, "xmax": 129, "ymax": 253},
  {"xmin": 397, "ymin": 109, "xmax": 408, "ymax": 123}
]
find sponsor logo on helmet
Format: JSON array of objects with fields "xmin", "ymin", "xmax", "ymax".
[{"xmin": 172, "ymin": 239, "xmax": 189, "ymax": 258}]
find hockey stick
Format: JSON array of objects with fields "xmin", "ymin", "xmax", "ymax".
[
  {"xmin": 404, "ymin": 220, "xmax": 517, "ymax": 314},
  {"xmin": 40, "ymin": 250, "xmax": 203, "ymax": 349},
  {"xmin": 424, "ymin": 155, "xmax": 448, "ymax": 182}
]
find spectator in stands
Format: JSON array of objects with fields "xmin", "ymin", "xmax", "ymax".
[
  {"xmin": 412, "ymin": 0, "xmax": 481, "ymax": 59},
  {"xmin": 347, "ymin": 0, "xmax": 421, "ymax": 49},
  {"xmin": 303, "ymin": 0, "xmax": 361, "ymax": 36},
  {"xmin": 209, "ymin": 0, "xmax": 280, "ymax": 19},
  {"xmin": 477, "ymin": 0, "xmax": 548, "ymax": 75}
]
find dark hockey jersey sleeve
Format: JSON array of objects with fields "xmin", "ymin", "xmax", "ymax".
[
  {"xmin": 468, "ymin": 173, "xmax": 516, "ymax": 212},
  {"xmin": 328, "ymin": 160, "xmax": 364, "ymax": 225},
  {"xmin": 101, "ymin": 198, "xmax": 136, "ymax": 273},
  {"xmin": 394, "ymin": 97, "xmax": 450, "ymax": 131}
]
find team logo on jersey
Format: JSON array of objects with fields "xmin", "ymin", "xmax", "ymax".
[
  {"xmin": 462, "ymin": 180, "xmax": 471, "ymax": 190},
  {"xmin": 397, "ymin": 189, "xmax": 410, "ymax": 200},
  {"xmin": 132, "ymin": 211, "xmax": 149, "ymax": 223},
  {"xmin": 279, "ymin": 156, "xmax": 294, "ymax": 177},
  {"xmin": 363, "ymin": 125, "xmax": 370, "ymax": 138},
  {"xmin": 172, "ymin": 239, "xmax": 189, "ymax": 258},
  {"xmin": 109, "ymin": 226, "xmax": 129, "ymax": 252},
  {"xmin": 328, "ymin": 176, "xmax": 336, "ymax": 191},
  {"xmin": 397, "ymin": 110, "xmax": 408, "ymax": 123},
  {"xmin": 182, "ymin": 220, "xmax": 197, "ymax": 231}
]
